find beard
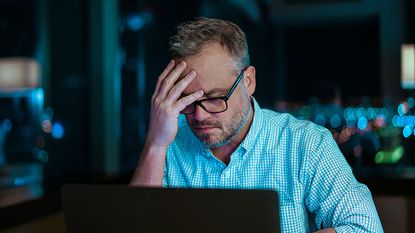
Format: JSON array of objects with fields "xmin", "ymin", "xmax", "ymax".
[{"xmin": 189, "ymin": 88, "xmax": 252, "ymax": 148}]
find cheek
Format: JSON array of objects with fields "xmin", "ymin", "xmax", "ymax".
[
  {"xmin": 215, "ymin": 108, "xmax": 237, "ymax": 124},
  {"xmin": 227, "ymin": 92, "xmax": 246, "ymax": 112}
]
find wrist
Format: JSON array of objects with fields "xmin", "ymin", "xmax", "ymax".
[{"xmin": 142, "ymin": 142, "xmax": 168, "ymax": 157}]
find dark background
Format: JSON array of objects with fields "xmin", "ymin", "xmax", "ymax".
[{"xmin": 0, "ymin": 0, "xmax": 415, "ymax": 231}]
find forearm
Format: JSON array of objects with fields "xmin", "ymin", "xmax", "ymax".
[
  {"xmin": 130, "ymin": 145, "xmax": 167, "ymax": 187},
  {"xmin": 130, "ymin": 60, "xmax": 202, "ymax": 187}
]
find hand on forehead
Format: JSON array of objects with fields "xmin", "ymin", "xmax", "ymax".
[{"xmin": 176, "ymin": 43, "xmax": 239, "ymax": 96}]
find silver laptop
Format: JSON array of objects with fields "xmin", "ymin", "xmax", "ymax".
[{"xmin": 62, "ymin": 185, "xmax": 280, "ymax": 233}]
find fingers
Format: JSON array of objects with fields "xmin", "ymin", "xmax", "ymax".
[
  {"xmin": 152, "ymin": 60, "xmax": 175, "ymax": 101},
  {"xmin": 173, "ymin": 90, "xmax": 204, "ymax": 112},
  {"xmin": 151, "ymin": 60, "xmax": 202, "ymax": 115},
  {"xmin": 156, "ymin": 61, "xmax": 187, "ymax": 100},
  {"xmin": 165, "ymin": 70, "xmax": 196, "ymax": 103}
]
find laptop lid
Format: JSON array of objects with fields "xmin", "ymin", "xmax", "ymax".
[{"xmin": 62, "ymin": 185, "xmax": 280, "ymax": 233}]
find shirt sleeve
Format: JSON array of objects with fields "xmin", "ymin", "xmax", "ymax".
[
  {"xmin": 304, "ymin": 130, "xmax": 384, "ymax": 233},
  {"xmin": 162, "ymin": 165, "xmax": 168, "ymax": 188},
  {"xmin": 162, "ymin": 146, "xmax": 170, "ymax": 188}
]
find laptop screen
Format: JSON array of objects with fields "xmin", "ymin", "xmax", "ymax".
[{"xmin": 62, "ymin": 185, "xmax": 280, "ymax": 233}]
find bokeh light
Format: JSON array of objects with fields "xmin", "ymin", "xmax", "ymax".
[
  {"xmin": 41, "ymin": 120, "xmax": 52, "ymax": 133},
  {"xmin": 314, "ymin": 114, "xmax": 326, "ymax": 126},
  {"xmin": 397, "ymin": 103, "xmax": 408, "ymax": 116},
  {"xmin": 356, "ymin": 107, "xmax": 365, "ymax": 118},
  {"xmin": 392, "ymin": 115, "xmax": 398, "ymax": 127},
  {"xmin": 37, "ymin": 150, "xmax": 49, "ymax": 163},
  {"xmin": 403, "ymin": 125, "xmax": 413, "ymax": 138},
  {"xmin": 374, "ymin": 114, "xmax": 385, "ymax": 128},
  {"xmin": 330, "ymin": 114, "xmax": 342, "ymax": 128},
  {"xmin": 357, "ymin": 117, "xmax": 368, "ymax": 130},
  {"xmin": 1, "ymin": 119, "xmax": 12, "ymax": 132},
  {"xmin": 408, "ymin": 97, "xmax": 415, "ymax": 109},
  {"xmin": 51, "ymin": 122, "xmax": 65, "ymax": 139}
]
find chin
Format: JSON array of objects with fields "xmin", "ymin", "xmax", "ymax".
[
  {"xmin": 205, "ymin": 136, "xmax": 232, "ymax": 148},
  {"xmin": 198, "ymin": 134, "xmax": 224, "ymax": 147}
]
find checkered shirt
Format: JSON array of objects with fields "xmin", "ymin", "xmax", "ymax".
[{"xmin": 164, "ymin": 98, "xmax": 383, "ymax": 233}]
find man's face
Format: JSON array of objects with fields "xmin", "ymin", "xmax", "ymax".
[{"xmin": 179, "ymin": 43, "xmax": 252, "ymax": 148}]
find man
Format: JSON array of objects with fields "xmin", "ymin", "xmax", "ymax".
[{"xmin": 130, "ymin": 17, "xmax": 383, "ymax": 233}]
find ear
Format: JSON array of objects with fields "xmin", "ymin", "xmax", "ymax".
[{"xmin": 243, "ymin": 66, "xmax": 256, "ymax": 96}]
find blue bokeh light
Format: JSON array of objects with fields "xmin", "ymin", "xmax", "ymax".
[
  {"xmin": 356, "ymin": 107, "xmax": 365, "ymax": 118},
  {"xmin": 126, "ymin": 12, "xmax": 153, "ymax": 31},
  {"xmin": 403, "ymin": 125, "xmax": 413, "ymax": 138},
  {"xmin": 392, "ymin": 115, "xmax": 398, "ymax": 127},
  {"xmin": 1, "ymin": 119, "xmax": 12, "ymax": 132},
  {"xmin": 408, "ymin": 97, "xmax": 415, "ymax": 109},
  {"xmin": 397, "ymin": 103, "xmax": 407, "ymax": 116},
  {"xmin": 357, "ymin": 117, "xmax": 368, "ymax": 130},
  {"xmin": 127, "ymin": 14, "xmax": 144, "ymax": 31},
  {"xmin": 397, "ymin": 116, "xmax": 404, "ymax": 127},
  {"xmin": 367, "ymin": 108, "xmax": 376, "ymax": 120},
  {"xmin": 51, "ymin": 122, "xmax": 65, "ymax": 139},
  {"xmin": 36, "ymin": 150, "xmax": 49, "ymax": 163},
  {"xmin": 14, "ymin": 177, "xmax": 26, "ymax": 186},
  {"xmin": 330, "ymin": 114, "xmax": 342, "ymax": 128},
  {"xmin": 343, "ymin": 108, "xmax": 351, "ymax": 120},
  {"xmin": 346, "ymin": 119, "xmax": 356, "ymax": 127},
  {"xmin": 314, "ymin": 114, "xmax": 326, "ymax": 126},
  {"xmin": 35, "ymin": 88, "xmax": 44, "ymax": 104}
]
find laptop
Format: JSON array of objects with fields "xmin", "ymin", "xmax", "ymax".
[{"xmin": 62, "ymin": 185, "xmax": 280, "ymax": 233}]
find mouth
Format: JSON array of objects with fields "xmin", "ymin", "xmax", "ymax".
[{"xmin": 193, "ymin": 126, "xmax": 216, "ymax": 133}]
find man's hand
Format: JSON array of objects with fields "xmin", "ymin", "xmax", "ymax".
[
  {"xmin": 130, "ymin": 60, "xmax": 203, "ymax": 186},
  {"xmin": 145, "ymin": 60, "xmax": 203, "ymax": 149}
]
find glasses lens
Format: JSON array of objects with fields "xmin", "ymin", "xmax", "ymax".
[
  {"xmin": 201, "ymin": 98, "xmax": 227, "ymax": 113},
  {"xmin": 180, "ymin": 98, "xmax": 227, "ymax": 114}
]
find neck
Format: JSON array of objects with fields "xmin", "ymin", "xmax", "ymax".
[{"xmin": 211, "ymin": 104, "xmax": 254, "ymax": 165}]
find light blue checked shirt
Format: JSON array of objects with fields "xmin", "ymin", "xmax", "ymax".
[{"xmin": 164, "ymin": 98, "xmax": 383, "ymax": 233}]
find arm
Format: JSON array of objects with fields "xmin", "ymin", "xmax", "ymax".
[
  {"xmin": 130, "ymin": 144, "xmax": 167, "ymax": 186},
  {"xmin": 130, "ymin": 60, "xmax": 203, "ymax": 187},
  {"xmin": 305, "ymin": 131, "xmax": 383, "ymax": 233}
]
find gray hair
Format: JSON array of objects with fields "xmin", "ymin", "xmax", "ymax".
[{"xmin": 169, "ymin": 17, "xmax": 250, "ymax": 73}]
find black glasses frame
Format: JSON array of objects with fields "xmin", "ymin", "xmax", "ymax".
[{"xmin": 181, "ymin": 69, "xmax": 245, "ymax": 114}]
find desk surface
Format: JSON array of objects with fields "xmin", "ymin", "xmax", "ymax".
[{"xmin": 0, "ymin": 212, "xmax": 65, "ymax": 233}]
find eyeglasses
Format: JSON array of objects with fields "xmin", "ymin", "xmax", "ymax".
[{"xmin": 181, "ymin": 69, "xmax": 245, "ymax": 114}]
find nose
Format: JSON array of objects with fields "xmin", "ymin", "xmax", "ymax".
[{"xmin": 193, "ymin": 104, "xmax": 211, "ymax": 121}]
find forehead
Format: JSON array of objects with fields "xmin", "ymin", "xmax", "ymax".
[{"xmin": 179, "ymin": 43, "xmax": 238, "ymax": 95}]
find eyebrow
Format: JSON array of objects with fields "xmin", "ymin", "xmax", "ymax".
[{"xmin": 204, "ymin": 88, "xmax": 227, "ymax": 96}]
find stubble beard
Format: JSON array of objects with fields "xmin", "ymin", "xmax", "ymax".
[{"xmin": 191, "ymin": 90, "xmax": 252, "ymax": 148}]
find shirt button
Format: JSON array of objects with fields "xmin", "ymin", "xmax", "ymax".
[{"xmin": 223, "ymin": 171, "xmax": 230, "ymax": 178}]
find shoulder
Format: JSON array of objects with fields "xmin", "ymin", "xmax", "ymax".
[
  {"xmin": 257, "ymin": 109, "xmax": 336, "ymax": 160},
  {"xmin": 261, "ymin": 108, "xmax": 329, "ymax": 140}
]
